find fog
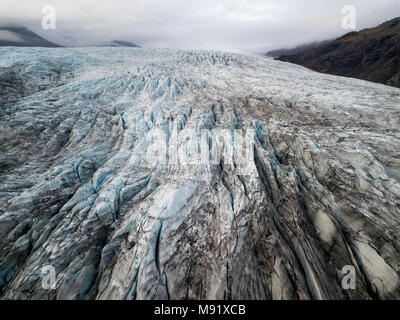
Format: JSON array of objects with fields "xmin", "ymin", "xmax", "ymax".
[{"xmin": 1, "ymin": 0, "xmax": 399, "ymax": 53}]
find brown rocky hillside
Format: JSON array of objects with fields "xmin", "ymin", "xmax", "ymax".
[{"xmin": 277, "ymin": 17, "xmax": 400, "ymax": 88}]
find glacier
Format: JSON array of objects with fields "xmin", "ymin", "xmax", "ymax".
[{"xmin": 0, "ymin": 47, "xmax": 400, "ymax": 300}]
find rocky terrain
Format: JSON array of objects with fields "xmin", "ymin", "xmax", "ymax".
[
  {"xmin": 277, "ymin": 17, "xmax": 400, "ymax": 88},
  {"xmin": 0, "ymin": 47, "xmax": 399, "ymax": 300}
]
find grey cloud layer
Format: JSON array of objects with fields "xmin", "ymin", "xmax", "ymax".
[{"xmin": 1, "ymin": 0, "xmax": 399, "ymax": 52}]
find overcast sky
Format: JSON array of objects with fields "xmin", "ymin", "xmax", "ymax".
[{"xmin": 1, "ymin": 0, "xmax": 399, "ymax": 53}]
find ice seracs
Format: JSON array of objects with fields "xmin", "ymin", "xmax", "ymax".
[{"xmin": 0, "ymin": 47, "xmax": 399, "ymax": 300}]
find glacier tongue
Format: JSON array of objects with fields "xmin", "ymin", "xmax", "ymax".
[{"xmin": 0, "ymin": 47, "xmax": 400, "ymax": 300}]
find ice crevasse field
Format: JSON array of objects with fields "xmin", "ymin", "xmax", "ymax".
[{"xmin": 0, "ymin": 47, "xmax": 400, "ymax": 300}]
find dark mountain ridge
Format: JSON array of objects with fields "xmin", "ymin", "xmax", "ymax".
[
  {"xmin": 0, "ymin": 26, "xmax": 61, "ymax": 47},
  {"xmin": 266, "ymin": 40, "xmax": 330, "ymax": 58},
  {"xmin": 276, "ymin": 17, "xmax": 400, "ymax": 88}
]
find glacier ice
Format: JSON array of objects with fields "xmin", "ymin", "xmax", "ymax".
[{"xmin": 0, "ymin": 47, "xmax": 400, "ymax": 300}]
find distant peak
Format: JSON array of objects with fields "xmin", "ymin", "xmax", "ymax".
[{"xmin": 109, "ymin": 40, "xmax": 141, "ymax": 48}]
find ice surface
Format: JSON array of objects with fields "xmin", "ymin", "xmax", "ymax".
[{"xmin": 0, "ymin": 47, "xmax": 399, "ymax": 300}]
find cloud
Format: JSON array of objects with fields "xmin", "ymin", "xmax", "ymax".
[{"xmin": 0, "ymin": 0, "xmax": 399, "ymax": 53}]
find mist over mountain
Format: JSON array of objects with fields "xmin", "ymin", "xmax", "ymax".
[
  {"xmin": 2, "ymin": 0, "xmax": 400, "ymax": 53},
  {"xmin": 0, "ymin": 25, "xmax": 143, "ymax": 49},
  {"xmin": 266, "ymin": 41, "xmax": 331, "ymax": 58},
  {"xmin": 0, "ymin": 26, "xmax": 61, "ymax": 47}
]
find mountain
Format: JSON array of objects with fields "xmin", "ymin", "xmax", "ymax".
[
  {"xmin": 1, "ymin": 47, "xmax": 400, "ymax": 300},
  {"xmin": 266, "ymin": 40, "xmax": 330, "ymax": 58},
  {"xmin": 108, "ymin": 40, "xmax": 141, "ymax": 48},
  {"xmin": 277, "ymin": 17, "xmax": 400, "ymax": 88},
  {"xmin": 99, "ymin": 40, "xmax": 141, "ymax": 48},
  {"xmin": 0, "ymin": 26, "xmax": 61, "ymax": 47}
]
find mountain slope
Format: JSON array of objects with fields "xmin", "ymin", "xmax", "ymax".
[
  {"xmin": 0, "ymin": 26, "xmax": 61, "ymax": 47},
  {"xmin": 277, "ymin": 17, "xmax": 400, "ymax": 88},
  {"xmin": 0, "ymin": 48, "xmax": 399, "ymax": 300},
  {"xmin": 266, "ymin": 40, "xmax": 330, "ymax": 58}
]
